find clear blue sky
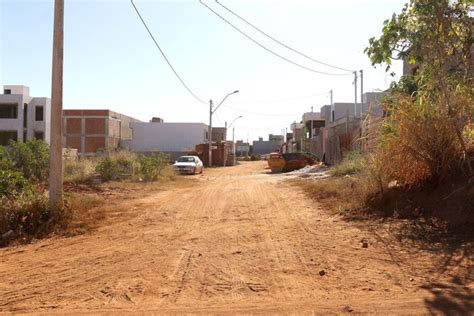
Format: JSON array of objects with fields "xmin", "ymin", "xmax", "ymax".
[{"xmin": 0, "ymin": 0, "xmax": 406, "ymax": 142}]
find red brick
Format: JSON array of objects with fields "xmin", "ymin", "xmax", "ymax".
[
  {"xmin": 65, "ymin": 136, "xmax": 81, "ymax": 151},
  {"xmin": 85, "ymin": 118, "xmax": 106, "ymax": 134},
  {"xmin": 84, "ymin": 137, "xmax": 105, "ymax": 153},
  {"xmin": 66, "ymin": 118, "xmax": 82, "ymax": 134},
  {"xmin": 83, "ymin": 110, "xmax": 109, "ymax": 116}
]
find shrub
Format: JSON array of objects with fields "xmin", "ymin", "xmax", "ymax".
[
  {"xmin": 0, "ymin": 169, "xmax": 30, "ymax": 199},
  {"xmin": 330, "ymin": 151, "xmax": 365, "ymax": 177},
  {"xmin": 7, "ymin": 139, "xmax": 50, "ymax": 181},
  {"xmin": 0, "ymin": 186, "xmax": 70, "ymax": 244},
  {"xmin": 64, "ymin": 158, "xmax": 98, "ymax": 184},
  {"xmin": 95, "ymin": 151, "xmax": 137, "ymax": 181},
  {"xmin": 137, "ymin": 153, "xmax": 169, "ymax": 181},
  {"xmin": 0, "ymin": 146, "xmax": 13, "ymax": 171}
]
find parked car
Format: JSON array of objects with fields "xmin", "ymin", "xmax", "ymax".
[{"xmin": 173, "ymin": 156, "xmax": 204, "ymax": 175}]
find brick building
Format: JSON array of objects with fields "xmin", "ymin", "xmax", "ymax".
[{"xmin": 63, "ymin": 110, "xmax": 141, "ymax": 156}]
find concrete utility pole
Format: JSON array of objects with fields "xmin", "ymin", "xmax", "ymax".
[
  {"xmin": 223, "ymin": 121, "xmax": 227, "ymax": 167},
  {"xmin": 208, "ymin": 99, "xmax": 213, "ymax": 167},
  {"xmin": 208, "ymin": 90, "xmax": 239, "ymax": 167},
  {"xmin": 49, "ymin": 0, "xmax": 64, "ymax": 211},
  {"xmin": 353, "ymin": 71, "xmax": 358, "ymax": 118},
  {"xmin": 360, "ymin": 69, "xmax": 364, "ymax": 118},
  {"xmin": 310, "ymin": 106, "xmax": 313, "ymax": 139},
  {"xmin": 330, "ymin": 89, "xmax": 334, "ymax": 122}
]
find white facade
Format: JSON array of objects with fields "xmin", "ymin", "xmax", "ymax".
[
  {"xmin": 0, "ymin": 85, "xmax": 51, "ymax": 145},
  {"xmin": 130, "ymin": 122, "xmax": 209, "ymax": 153},
  {"xmin": 302, "ymin": 112, "xmax": 321, "ymax": 123}
]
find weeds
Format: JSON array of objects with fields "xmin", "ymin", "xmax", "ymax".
[
  {"xmin": 0, "ymin": 187, "xmax": 70, "ymax": 245},
  {"xmin": 64, "ymin": 158, "xmax": 97, "ymax": 184},
  {"xmin": 7, "ymin": 139, "xmax": 49, "ymax": 181},
  {"xmin": 330, "ymin": 151, "xmax": 365, "ymax": 177}
]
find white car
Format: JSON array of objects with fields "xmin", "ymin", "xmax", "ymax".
[{"xmin": 173, "ymin": 156, "xmax": 204, "ymax": 175}]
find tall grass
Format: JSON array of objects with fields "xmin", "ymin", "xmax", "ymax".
[{"xmin": 330, "ymin": 151, "xmax": 365, "ymax": 177}]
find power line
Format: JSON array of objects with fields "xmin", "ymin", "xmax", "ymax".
[
  {"xmin": 215, "ymin": 0, "xmax": 354, "ymax": 73},
  {"xmin": 130, "ymin": 0, "xmax": 207, "ymax": 105},
  {"xmin": 199, "ymin": 0, "xmax": 351, "ymax": 77},
  {"xmin": 233, "ymin": 90, "xmax": 330, "ymax": 105}
]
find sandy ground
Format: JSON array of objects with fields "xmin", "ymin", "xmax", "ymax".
[{"xmin": 0, "ymin": 162, "xmax": 472, "ymax": 314}]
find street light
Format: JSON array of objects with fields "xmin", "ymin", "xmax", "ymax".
[
  {"xmin": 208, "ymin": 90, "xmax": 239, "ymax": 167},
  {"xmin": 224, "ymin": 115, "xmax": 243, "ymax": 167}
]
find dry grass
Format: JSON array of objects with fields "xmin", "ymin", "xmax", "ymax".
[
  {"xmin": 64, "ymin": 193, "xmax": 107, "ymax": 235},
  {"xmin": 288, "ymin": 174, "xmax": 377, "ymax": 215}
]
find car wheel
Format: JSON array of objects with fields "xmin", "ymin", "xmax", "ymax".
[
  {"xmin": 193, "ymin": 167, "xmax": 196, "ymax": 175},
  {"xmin": 200, "ymin": 167, "xmax": 203, "ymax": 174}
]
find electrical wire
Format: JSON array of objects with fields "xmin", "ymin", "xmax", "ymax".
[
  {"xmin": 224, "ymin": 104, "xmax": 316, "ymax": 117},
  {"xmin": 215, "ymin": 0, "xmax": 354, "ymax": 73},
  {"xmin": 131, "ymin": 0, "xmax": 207, "ymax": 105},
  {"xmin": 232, "ymin": 90, "xmax": 330, "ymax": 105},
  {"xmin": 199, "ymin": 0, "xmax": 351, "ymax": 77}
]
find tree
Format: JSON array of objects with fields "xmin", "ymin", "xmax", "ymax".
[{"xmin": 365, "ymin": 0, "xmax": 473, "ymax": 185}]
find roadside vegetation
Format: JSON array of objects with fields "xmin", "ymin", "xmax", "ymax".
[
  {"xmin": 0, "ymin": 141, "xmax": 174, "ymax": 247},
  {"xmin": 295, "ymin": 0, "xmax": 473, "ymax": 227}
]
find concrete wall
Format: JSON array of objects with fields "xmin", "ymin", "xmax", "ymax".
[
  {"xmin": 130, "ymin": 122, "xmax": 208, "ymax": 153},
  {"xmin": 211, "ymin": 127, "xmax": 226, "ymax": 142},
  {"xmin": 252, "ymin": 140, "xmax": 281, "ymax": 155},
  {"xmin": 0, "ymin": 85, "xmax": 50, "ymax": 144},
  {"xmin": 63, "ymin": 109, "xmax": 141, "ymax": 156}
]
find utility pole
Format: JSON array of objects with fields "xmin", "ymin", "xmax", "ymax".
[
  {"xmin": 208, "ymin": 90, "xmax": 239, "ymax": 167},
  {"xmin": 353, "ymin": 71, "xmax": 358, "ymax": 118},
  {"xmin": 223, "ymin": 121, "xmax": 227, "ymax": 167},
  {"xmin": 330, "ymin": 89, "xmax": 334, "ymax": 122},
  {"xmin": 360, "ymin": 69, "xmax": 364, "ymax": 118},
  {"xmin": 208, "ymin": 99, "xmax": 213, "ymax": 167},
  {"xmin": 49, "ymin": 0, "xmax": 64, "ymax": 211},
  {"xmin": 310, "ymin": 106, "xmax": 313, "ymax": 139}
]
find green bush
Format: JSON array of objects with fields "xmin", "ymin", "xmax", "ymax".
[
  {"xmin": 7, "ymin": 139, "xmax": 49, "ymax": 181},
  {"xmin": 64, "ymin": 158, "xmax": 97, "ymax": 184},
  {"xmin": 95, "ymin": 151, "xmax": 137, "ymax": 181},
  {"xmin": 331, "ymin": 151, "xmax": 365, "ymax": 177},
  {"xmin": 137, "ymin": 153, "xmax": 169, "ymax": 181},
  {"xmin": 0, "ymin": 187, "xmax": 70, "ymax": 242},
  {"xmin": 0, "ymin": 169, "xmax": 29, "ymax": 199},
  {"xmin": 0, "ymin": 146, "xmax": 14, "ymax": 171}
]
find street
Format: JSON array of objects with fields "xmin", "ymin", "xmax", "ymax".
[{"xmin": 0, "ymin": 162, "xmax": 470, "ymax": 314}]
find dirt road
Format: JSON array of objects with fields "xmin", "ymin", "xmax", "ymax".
[{"xmin": 1, "ymin": 162, "xmax": 472, "ymax": 314}]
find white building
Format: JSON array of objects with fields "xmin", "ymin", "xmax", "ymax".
[
  {"xmin": 130, "ymin": 122, "xmax": 209, "ymax": 154},
  {"xmin": 0, "ymin": 85, "xmax": 51, "ymax": 145}
]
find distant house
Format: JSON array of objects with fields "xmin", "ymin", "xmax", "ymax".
[
  {"xmin": 235, "ymin": 140, "xmax": 250, "ymax": 156},
  {"xmin": 63, "ymin": 109, "xmax": 141, "ymax": 156},
  {"xmin": 130, "ymin": 121, "xmax": 209, "ymax": 159},
  {"xmin": 0, "ymin": 85, "xmax": 51, "ymax": 145},
  {"xmin": 252, "ymin": 134, "xmax": 284, "ymax": 155},
  {"xmin": 211, "ymin": 127, "xmax": 226, "ymax": 143}
]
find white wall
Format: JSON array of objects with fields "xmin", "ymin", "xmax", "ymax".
[
  {"xmin": 130, "ymin": 122, "xmax": 208, "ymax": 152},
  {"xmin": 0, "ymin": 94, "xmax": 25, "ymax": 141},
  {"xmin": 0, "ymin": 86, "xmax": 51, "ymax": 143}
]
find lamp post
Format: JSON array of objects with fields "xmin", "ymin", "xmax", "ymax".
[
  {"xmin": 208, "ymin": 90, "xmax": 239, "ymax": 167},
  {"xmin": 224, "ymin": 115, "xmax": 243, "ymax": 166}
]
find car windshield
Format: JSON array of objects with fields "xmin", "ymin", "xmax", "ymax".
[{"xmin": 177, "ymin": 157, "xmax": 195, "ymax": 163}]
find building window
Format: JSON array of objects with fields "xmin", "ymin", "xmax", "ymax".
[
  {"xmin": 23, "ymin": 130, "xmax": 27, "ymax": 142},
  {"xmin": 23, "ymin": 104, "xmax": 28, "ymax": 127},
  {"xmin": 35, "ymin": 106, "xmax": 44, "ymax": 121},
  {"xmin": 34, "ymin": 131, "xmax": 44, "ymax": 140},
  {"xmin": 0, "ymin": 103, "xmax": 18, "ymax": 119},
  {"xmin": 4, "ymin": 89, "xmax": 11, "ymax": 95},
  {"xmin": 0, "ymin": 131, "xmax": 17, "ymax": 145}
]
